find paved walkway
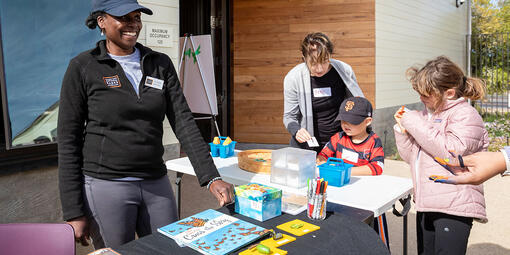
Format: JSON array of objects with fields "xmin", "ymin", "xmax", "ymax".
[{"xmin": 382, "ymin": 159, "xmax": 510, "ymax": 255}]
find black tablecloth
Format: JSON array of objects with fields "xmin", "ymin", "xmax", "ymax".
[{"xmin": 115, "ymin": 204, "xmax": 388, "ymax": 255}]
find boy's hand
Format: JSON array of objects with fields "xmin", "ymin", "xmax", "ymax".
[
  {"xmin": 316, "ymin": 155, "xmax": 327, "ymax": 165},
  {"xmin": 394, "ymin": 106, "xmax": 406, "ymax": 133}
]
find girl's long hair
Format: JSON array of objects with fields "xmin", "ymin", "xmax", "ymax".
[{"xmin": 406, "ymin": 56, "xmax": 485, "ymax": 111}]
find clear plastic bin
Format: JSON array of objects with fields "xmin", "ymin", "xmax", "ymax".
[{"xmin": 270, "ymin": 147, "xmax": 316, "ymax": 188}]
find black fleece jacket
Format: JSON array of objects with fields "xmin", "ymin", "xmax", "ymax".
[{"xmin": 58, "ymin": 40, "xmax": 220, "ymax": 221}]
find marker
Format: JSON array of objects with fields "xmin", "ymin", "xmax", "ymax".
[
  {"xmin": 315, "ymin": 181, "xmax": 325, "ymax": 218},
  {"xmin": 312, "ymin": 180, "xmax": 323, "ymax": 218}
]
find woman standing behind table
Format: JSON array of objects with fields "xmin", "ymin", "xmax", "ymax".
[
  {"xmin": 58, "ymin": 0, "xmax": 234, "ymax": 249},
  {"xmin": 283, "ymin": 32, "xmax": 364, "ymax": 152}
]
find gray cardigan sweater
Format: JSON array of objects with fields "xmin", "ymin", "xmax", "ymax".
[{"xmin": 283, "ymin": 59, "xmax": 364, "ymax": 138}]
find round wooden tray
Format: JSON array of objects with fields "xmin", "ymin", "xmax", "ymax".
[{"xmin": 237, "ymin": 149, "xmax": 272, "ymax": 175}]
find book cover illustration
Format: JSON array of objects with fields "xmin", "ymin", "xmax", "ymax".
[
  {"xmin": 158, "ymin": 209, "xmax": 268, "ymax": 255},
  {"xmin": 234, "ymin": 183, "xmax": 282, "ymax": 221}
]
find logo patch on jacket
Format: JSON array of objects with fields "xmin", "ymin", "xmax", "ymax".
[{"xmin": 103, "ymin": 75, "xmax": 122, "ymax": 88}]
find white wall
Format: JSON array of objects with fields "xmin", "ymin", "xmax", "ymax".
[
  {"xmin": 139, "ymin": 0, "xmax": 180, "ymax": 147},
  {"xmin": 375, "ymin": 0, "xmax": 468, "ymax": 108}
]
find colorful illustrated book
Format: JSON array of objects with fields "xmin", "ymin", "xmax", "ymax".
[{"xmin": 158, "ymin": 209, "xmax": 269, "ymax": 255}]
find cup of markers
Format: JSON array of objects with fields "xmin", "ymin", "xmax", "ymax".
[{"xmin": 307, "ymin": 178, "xmax": 328, "ymax": 220}]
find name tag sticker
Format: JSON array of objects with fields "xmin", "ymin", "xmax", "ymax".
[
  {"xmin": 145, "ymin": 76, "xmax": 164, "ymax": 90},
  {"xmin": 313, "ymin": 87, "xmax": 331, "ymax": 97},
  {"xmin": 342, "ymin": 148, "xmax": 359, "ymax": 163}
]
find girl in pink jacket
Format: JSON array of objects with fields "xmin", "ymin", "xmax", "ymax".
[{"xmin": 394, "ymin": 56, "xmax": 488, "ymax": 255}]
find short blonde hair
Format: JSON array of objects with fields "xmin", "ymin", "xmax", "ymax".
[
  {"xmin": 406, "ymin": 56, "xmax": 486, "ymax": 110},
  {"xmin": 300, "ymin": 32, "xmax": 333, "ymax": 64}
]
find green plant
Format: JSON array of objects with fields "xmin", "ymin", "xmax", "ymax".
[
  {"xmin": 386, "ymin": 151, "xmax": 403, "ymax": 161},
  {"xmin": 484, "ymin": 117, "xmax": 510, "ymax": 151},
  {"xmin": 482, "ymin": 112, "xmax": 510, "ymax": 122}
]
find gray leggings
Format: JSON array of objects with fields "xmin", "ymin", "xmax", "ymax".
[{"xmin": 84, "ymin": 175, "xmax": 178, "ymax": 249}]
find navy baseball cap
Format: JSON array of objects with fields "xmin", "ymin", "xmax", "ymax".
[
  {"xmin": 92, "ymin": 0, "xmax": 153, "ymax": 16},
  {"xmin": 335, "ymin": 97, "xmax": 373, "ymax": 125}
]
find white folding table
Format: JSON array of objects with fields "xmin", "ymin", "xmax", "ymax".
[{"xmin": 166, "ymin": 151, "xmax": 413, "ymax": 254}]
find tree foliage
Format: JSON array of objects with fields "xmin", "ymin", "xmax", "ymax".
[
  {"xmin": 472, "ymin": 0, "xmax": 510, "ymax": 34},
  {"xmin": 471, "ymin": 0, "xmax": 510, "ymax": 96}
]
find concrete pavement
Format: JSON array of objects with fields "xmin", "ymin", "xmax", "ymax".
[{"xmin": 382, "ymin": 159, "xmax": 510, "ymax": 255}]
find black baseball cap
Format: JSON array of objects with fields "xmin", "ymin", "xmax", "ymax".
[
  {"xmin": 335, "ymin": 97, "xmax": 373, "ymax": 125},
  {"xmin": 92, "ymin": 0, "xmax": 153, "ymax": 16}
]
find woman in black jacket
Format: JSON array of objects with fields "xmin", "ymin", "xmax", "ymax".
[{"xmin": 58, "ymin": 0, "xmax": 234, "ymax": 248}]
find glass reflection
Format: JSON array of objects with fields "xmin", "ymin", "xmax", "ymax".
[{"xmin": 0, "ymin": 0, "xmax": 101, "ymax": 148}]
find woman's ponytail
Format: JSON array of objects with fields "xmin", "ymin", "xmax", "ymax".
[{"xmin": 85, "ymin": 11, "xmax": 105, "ymax": 30}]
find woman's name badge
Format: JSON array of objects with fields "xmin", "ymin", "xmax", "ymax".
[
  {"xmin": 313, "ymin": 87, "xmax": 331, "ymax": 97},
  {"xmin": 342, "ymin": 148, "xmax": 359, "ymax": 163},
  {"xmin": 145, "ymin": 76, "xmax": 164, "ymax": 90}
]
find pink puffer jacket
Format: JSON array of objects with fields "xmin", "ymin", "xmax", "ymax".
[{"xmin": 395, "ymin": 98, "xmax": 488, "ymax": 222}]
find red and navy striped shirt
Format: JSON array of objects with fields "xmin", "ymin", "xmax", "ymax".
[{"xmin": 318, "ymin": 131, "xmax": 384, "ymax": 175}]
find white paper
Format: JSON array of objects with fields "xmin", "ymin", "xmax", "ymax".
[{"xmin": 307, "ymin": 137, "xmax": 319, "ymax": 147}]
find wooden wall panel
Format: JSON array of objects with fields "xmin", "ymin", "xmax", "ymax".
[{"xmin": 232, "ymin": 0, "xmax": 375, "ymax": 144}]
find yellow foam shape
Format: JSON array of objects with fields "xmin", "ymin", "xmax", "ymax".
[
  {"xmin": 213, "ymin": 137, "xmax": 220, "ymax": 144},
  {"xmin": 276, "ymin": 219, "xmax": 320, "ymax": 236},
  {"xmin": 238, "ymin": 246, "xmax": 287, "ymax": 255},
  {"xmin": 260, "ymin": 234, "xmax": 296, "ymax": 248},
  {"xmin": 223, "ymin": 136, "xmax": 232, "ymax": 145}
]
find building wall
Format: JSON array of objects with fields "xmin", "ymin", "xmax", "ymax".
[
  {"xmin": 0, "ymin": 4, "xmax": 181, "ymax": 255},
  {"xmin": 139, "ymin": 0, "xmax": 180, "ymax": 146},
  {"xmin": 375, "ymin": 0, "xmax": 468, "ymax": 109},
  {"xmin": 373, "ymin": 0, "xmax": 468, "ymax": 156},
  {"xmin": 232, "ymin": 0, "xmax": 376, "ymax": 144}
]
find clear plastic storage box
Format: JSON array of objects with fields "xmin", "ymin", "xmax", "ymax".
[{"xmin": 270, "ymin": 147, "xmax": 316, "ymax": 188}]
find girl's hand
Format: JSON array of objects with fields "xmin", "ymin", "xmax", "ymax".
[
  {"xmin": 295, "ymin": 128, "xmax": 312, "ymax": 143},
  {"xmin": 394, "ymin": 106, "xmax": 406, "ymax": 133}
]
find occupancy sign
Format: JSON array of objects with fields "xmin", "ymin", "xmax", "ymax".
[{"xmin": 146, "ymin": 24, "xmax": 173, "ymax": 47}]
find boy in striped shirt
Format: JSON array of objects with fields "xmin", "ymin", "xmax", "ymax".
[{"xmin": 317, "ymin": 97, "xmax": 389, "ymax": 248}]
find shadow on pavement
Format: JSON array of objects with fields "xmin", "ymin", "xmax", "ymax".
[{"xmin": 468, "ymin": 243, "xmax": 510, "ymax": 255}]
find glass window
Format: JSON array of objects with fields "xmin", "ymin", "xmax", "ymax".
[{"xmin": 0, "ymin": 0, "xmax": 101, "ymax": 148}]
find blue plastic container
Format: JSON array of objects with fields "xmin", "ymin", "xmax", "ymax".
[
  {"xmin": 209, "ymin": 136, "xmax": 236, "ymax": 158},
  {"xmin": 318, "ymin": 157, "xmax": 353, "ymax": 187}
]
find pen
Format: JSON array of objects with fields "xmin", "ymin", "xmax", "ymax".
[
  {"xmin": 318, "ymin": 181, "xmax": 326, "ymax": 217},
  {"xmin": 307, "ymin": 179, "xmax": 312, "ymax": 217},
  {"xmin": 309, "ymin": 179, "xmax": 316, "ymax": 217},
  {"xmin": 315, "ymin": 181, "xmax": 325, "ymax": 218}
]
